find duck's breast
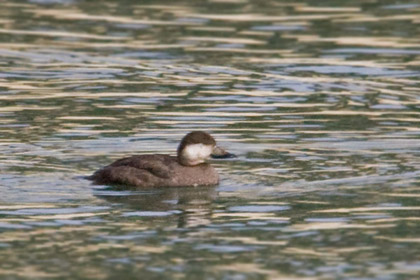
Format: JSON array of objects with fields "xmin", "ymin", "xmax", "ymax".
[{"xmin": 168, "ymin": 163, "xmax": 219, "ymax": 187}]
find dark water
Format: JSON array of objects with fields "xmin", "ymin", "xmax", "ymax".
[{"xmin": 1, "ymin": 0, "xmax": 420, "ymax": 279}]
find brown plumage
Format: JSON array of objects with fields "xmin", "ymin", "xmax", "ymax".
[{"xmin": 88, "ymin": 131, "xmax": 234, "ymax": 188}]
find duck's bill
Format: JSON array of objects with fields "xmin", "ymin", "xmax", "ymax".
[{"xmin": 211, "ymin": 146, "xmax": 236, "ymax": 159}]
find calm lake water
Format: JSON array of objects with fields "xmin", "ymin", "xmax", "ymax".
[{"xmin": 1, "ymin": 0, "xmax": 420, "ymax": 279}]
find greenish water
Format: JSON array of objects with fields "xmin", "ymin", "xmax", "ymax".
[{"xmin": 1, "ymin": 0, "xmax": 420, "ymax": 279}]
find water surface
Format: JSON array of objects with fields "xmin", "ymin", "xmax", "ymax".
[{"xmin": 1, "ymin": 0, "xmax": 420, "ymax": 279}]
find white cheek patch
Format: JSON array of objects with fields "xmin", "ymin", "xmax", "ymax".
[{"xmin": 183, "ymin": 144, "xmax": 213, "ymax": 163}]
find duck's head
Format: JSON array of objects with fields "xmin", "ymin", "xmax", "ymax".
[{"xmin": 177, "ymin": 131, "xmax": 235, "ymax": 166}]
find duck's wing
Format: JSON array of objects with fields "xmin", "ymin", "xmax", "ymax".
[{"xmin": 107, "ymin": 155, "xmax": 173, "ymax": 179}]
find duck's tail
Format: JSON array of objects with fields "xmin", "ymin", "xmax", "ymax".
[{"xmin": 74, "ymin": 175, "xmax": 94, "ymax": 180}]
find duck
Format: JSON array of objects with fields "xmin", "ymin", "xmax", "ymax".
[{"xmin": 88, "ymin": 131, "xmax": 235, "ymax": 188}]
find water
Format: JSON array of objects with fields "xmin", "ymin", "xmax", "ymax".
[{"xmin": 1, "ymin": 0, "xmax": 420, "ymax": 279}]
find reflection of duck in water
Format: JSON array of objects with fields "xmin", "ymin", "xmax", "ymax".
[
  {"xmin": 88, "ymin": 131, "xmax": 235, "ymax": 188},
  {"xmin": 97, "ymin": 186, "xmax": 217, "ymax": 228}
]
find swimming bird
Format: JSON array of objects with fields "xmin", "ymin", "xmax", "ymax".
[{"xmin": 89, "ymin": 131, "xmax": 235, "ymax": 188}]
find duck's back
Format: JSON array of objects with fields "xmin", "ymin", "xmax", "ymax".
[{"xmin": 90, "ymin": 154, "xmax": 219, "ymax": 188}]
